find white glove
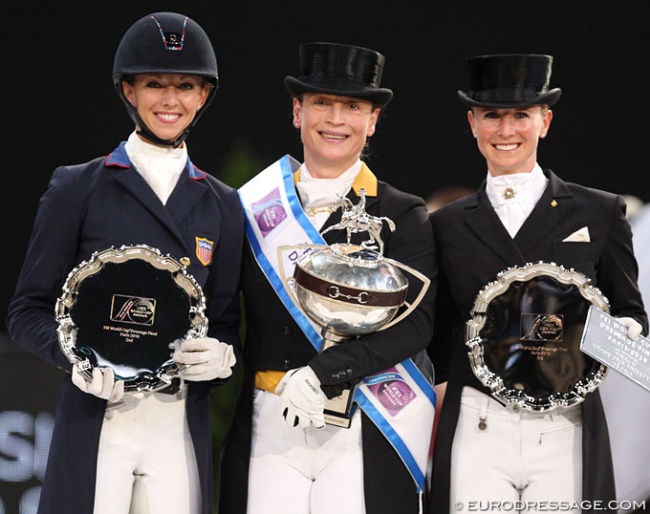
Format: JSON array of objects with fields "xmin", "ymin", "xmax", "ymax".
[
  {"xmin": 616, "ymin": 317, "xmax": 643, "ymax": 340},
  {"xmin": 276, "ymin": 366, "xmax": 327, "ymax": 429},
  {"xmin": 173, "ymin": 337, "xmax": 236, "ymax": 381},
  {"xmin": 72, "ymin": 365, "xmax": 125, "ymax": 402}
]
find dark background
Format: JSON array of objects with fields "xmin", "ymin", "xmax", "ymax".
[
  {"xmin": 2, "ymin": 1, "xmax": 648, "ymax": 512},
  {"xmin": 3, "ymin": 0, "xmax": 649, "ymax": 329}
]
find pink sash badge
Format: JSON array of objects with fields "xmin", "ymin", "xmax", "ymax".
[
  {"xmin": 252, "ymin": 187, "xmax": 287, "ymax": 237},
  {"xmin": 364, "ymin": 367, "xmax": 416, "ymax": 416}
]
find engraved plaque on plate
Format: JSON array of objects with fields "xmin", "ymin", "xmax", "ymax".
[
  {"xmin": 466, "ymin": 261, "xmax": 610, "ymax": 411},
  {"xmin": 55, "ymin": 244, "xmax": 207, "ymax": 393}
]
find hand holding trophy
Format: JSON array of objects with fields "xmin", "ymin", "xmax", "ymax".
[
  {"xmin": 56, "ymin": 244, "xmax": 208, "ymax": 393},
  {"xmin": 278, "ymin": 189, "xmax": 430, "ymax": 427},
  {"xmin": 466, "ymin": 261, "xmax": 611, "ymax": 411}
]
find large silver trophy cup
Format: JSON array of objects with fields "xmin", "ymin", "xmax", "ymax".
[{"xmin": 279, "ymin": 189, "xmax": 430, "ymax": 427}]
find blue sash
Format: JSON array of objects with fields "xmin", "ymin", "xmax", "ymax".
[{"xmin": 239, "ymin": 155, "xmax": 435, "ymax": 492}]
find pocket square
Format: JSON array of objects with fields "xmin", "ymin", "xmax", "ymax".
[{"xmin": 563, "ymin": 226, "xmax": 590, "ymax": 243}]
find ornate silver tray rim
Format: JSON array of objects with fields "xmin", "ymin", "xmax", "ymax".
[
  {"xmin": 55, "ymin": 244, "xmax": 208, "ymax": 393},
  {"xmin": 466, "ymin": 261, "xmax": 610, "ymax": 411}
]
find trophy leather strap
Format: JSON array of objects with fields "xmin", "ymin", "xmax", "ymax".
[
  {"xmin": 238, "ymin": 155, "xmax": 435, "ymax": 493},
  {"xmin": 293, "ymin": 266, "xmax": 408, "ymax": 307}
]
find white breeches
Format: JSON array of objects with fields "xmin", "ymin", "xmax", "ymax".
[
  {"xmin": 247, "ymin": 389, "xmax": 365, "ymax": 514},
  {"xmin": 93, "ymin": 388, "xmax": 200, "ymax": 514},
  {"xmin": 450, "ymin": 387, "xmax": 582, "ymax": 513}
]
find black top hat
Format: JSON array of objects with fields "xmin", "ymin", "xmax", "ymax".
[
  {"xmin": 284, "ymin": 42, "xmax": 393, "ymax": 107},
  {"xmin": 458, "ymin": 54, "xmax": 561, "ymax": 108}
]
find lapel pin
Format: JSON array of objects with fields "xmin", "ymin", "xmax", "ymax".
[{"xmin": 551, "ymin": 200, "xmax": 558, "ymax": 207}]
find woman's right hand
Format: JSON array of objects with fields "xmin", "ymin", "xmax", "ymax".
[{"xmin": 71, "ymin": 364, "xmax": 125, "ymax": 402}]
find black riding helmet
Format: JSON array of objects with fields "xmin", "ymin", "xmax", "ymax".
[{"xmin": 113, "ymin": 12, "xmax": 219, "ymax": 148}]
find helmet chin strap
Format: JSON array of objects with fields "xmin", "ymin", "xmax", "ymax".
[
  {"xmin": 128, "ymin": 107, "xmax": 189, "ymax": 149},
  {"xmin": 135, "ymin": 124, "xmax": 189, "ymax": 149},
  {"xmin": 115, "ymin": 79, "xmax": 215, "ymax": 150}
]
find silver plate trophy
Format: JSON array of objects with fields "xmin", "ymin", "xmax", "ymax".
[
  {"xmin": 55, "ymin": 244, "xmax": 208, "ymax": 393},
  {"xmin": 279, "ymin": 189, "xmax": 430, "ymax": 427},
  {"xmin": 466, "ymin": 261, "xmax": 610, "ymax": 411}
]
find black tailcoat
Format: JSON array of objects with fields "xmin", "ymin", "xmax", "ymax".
[
  {"xmin": 427, "ymin": 169, "xmax": 648, "ymax": 513},
  {"xmin": 219, "ymin": 169, "xmax": 437, "ymax": 514}
]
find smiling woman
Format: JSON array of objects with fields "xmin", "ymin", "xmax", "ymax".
[
  {"xmin": 5, "ymin": 11, "xmax": 244, "ymax": 514},
  {"xmin": 292, "ymin": 93, "xmax": 380, "ymax": 176},
  {"xmin": 112, "ymin": 12, "xmax": 219, "ymax": 149},
  {"xmin": 468, "ymin": 105, "xmax": 553, "ymax": 176},
  {"xmin": 219, "ymin": 41, "xmax": 437, "ymax": 514},
  {"xmin": 120, "ymin": 74, "xmax": 212, "ymax": 145},
  {"xmin": 428, "ymin": 53, "xmax": 648, "ymax": 513}
]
